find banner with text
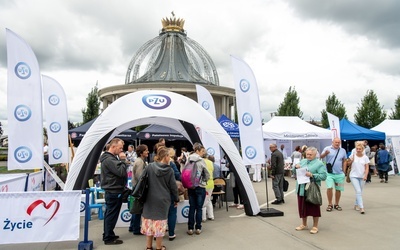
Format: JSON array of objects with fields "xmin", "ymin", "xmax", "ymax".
[
  {"xmin": 231, "ymin": 55, "xmax": 265, "ymax": 165},
  {"xmin": 6, "ymin": 29, "xmax": 43, "ymax": 170},
  {"xmin": 0, "ymin": 191, "xmax": 81, "ymax": 244},
  {"xmin": 42, "ymin": 75, "xmax": 69, "ymax": 164},
  {"xmin": 196, "ymin": 85, "xmax": 221, "ymax": 163},
  {"xmin": 327, "ymin": 112, "xmax": 340, "ymax": 140}
]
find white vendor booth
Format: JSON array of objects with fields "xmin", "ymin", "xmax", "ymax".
[
  {"xmin": 372, "ymin": 120, "xmax": 400, "ymax": 175},
  {"xmin": 263, "ymin": 116, "xmax": 332, "ymax": 161}
]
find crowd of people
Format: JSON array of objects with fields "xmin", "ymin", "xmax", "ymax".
[
  {"xmin": 97, "ymin": 136, "xmax": 394, "ymax": 247},
  {"xmin": 99, "ymin": 138, "xmax": 223, "ymax": 249},
  {"xmin": 269, "ymin": 138, "xmax": 395, "ymax": 235}
]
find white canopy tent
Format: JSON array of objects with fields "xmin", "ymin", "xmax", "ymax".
[
  {"xmin": 371, "ymin": 120, "xmax": 400, "ymax": 137},
  {"xmin": 263, "ymin": 116, "xmax": 332, "ymax": 159},
  {"xmin": 372, "ymin": 120, "xmax": 400, "ymax": 175},
  {"xmin": 65, "ymin": 90, "xmax": 260, "ymax": 216}
]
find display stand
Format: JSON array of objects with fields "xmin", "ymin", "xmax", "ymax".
[{"xmin": 258, "ymin": 167, "xmax": 284, "ymax": 217}]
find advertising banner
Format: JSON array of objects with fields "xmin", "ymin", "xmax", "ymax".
[
  {"xmin": 327, "ymin": 112, "xmax": 341, "ymax": 140},
  {"xmin": 0, "ymin": 191, "xmax": 81, "ymax": 244},
  {"xmin": 231, "ymin": 55, "xmax": 265, "ymax": 165},
  {"xmin": 6, "ymin": 29, "xmax": 43, "ymax": 170}
]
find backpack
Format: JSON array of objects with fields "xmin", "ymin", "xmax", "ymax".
[{"xmin": 181, "ymin": 160, "xmax": 201, "ymax": 189}]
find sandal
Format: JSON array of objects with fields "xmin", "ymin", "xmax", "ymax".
[
  {"xmin": 146, "ymin": 248, "xmax": 153, "ymax": 250},
  {"xmin": 295, "ymin": 224, "xmax": 308, "ymax": 231},
  {"xmin": 310, "ymin": 227, "xmax": 319, "ymax": 234},
  {"xmin": 156, "ymin": 246, "xmax": 166, "ymax": 250},
  {"xmin": 326, "ymin": 205, "xmax": 333, "ymax": 212},
  {"xmin": 334, "ymin": 205, "xmax": 342, "ymax": 211}
]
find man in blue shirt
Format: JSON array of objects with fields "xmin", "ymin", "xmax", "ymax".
[{"xmin": 320, "ymin": 138, "xmax": 347, "ymax": 212}]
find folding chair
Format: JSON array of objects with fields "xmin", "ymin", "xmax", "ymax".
[{"xmin": 212, "ymin": 178, "xmax": 228, "ymax": 211}]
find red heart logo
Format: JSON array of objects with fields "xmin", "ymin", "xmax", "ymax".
[
  {"xmin": 1, "ymin": 185, "xmax": 8, "ymax": 192},
  {"xmin": 26, "ymin": 199, "xmax": 60, "ymax": 225}
]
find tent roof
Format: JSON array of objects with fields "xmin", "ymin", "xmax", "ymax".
[
  {"xmin": 262, "ymin": 116, "xmax": 331, "ymax": 140},
  {"xmin": 371, "ymin": 120, "xmax": 400, "ymax": 137},
  {"xmin": 69, "ymin": 118, "xmax": 137, "ymax": 141},
  {"xmin": 136, "ymin": 124, "xmax": 188, "ymax": 140},
  {"xmin": 218, "ymin": 114, "xmax": 239, "ymax": 138},
  {"xmin": 340, "ymin": 119, "xmax": 385, "ymax": 140}
]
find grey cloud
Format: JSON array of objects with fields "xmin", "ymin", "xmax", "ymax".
[{"xmin": 287, "ymin": 0, "xmax": 400, "ymax": 48}]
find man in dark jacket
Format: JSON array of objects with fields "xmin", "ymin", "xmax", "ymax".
[
  {"xmin": 100, "ymin": 138, "xmax": 128, "ymax": 245},
  {"xmin": 269, "ymin": 143, "xmax": 285, "ymax": 204}
]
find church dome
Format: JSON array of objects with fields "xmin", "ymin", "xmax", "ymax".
[{"xmin": 125, "ymin": 14, "xmax": 219, "ymax": 86}]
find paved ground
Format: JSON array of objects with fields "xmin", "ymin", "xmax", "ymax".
[{"xmin": 1, "ymin": 174, "xmax": 399, "ymax": 250}]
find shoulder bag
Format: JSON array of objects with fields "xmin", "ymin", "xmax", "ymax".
[
  {"xmin": 132, "ymin": 167, "xmax": 149, "ymax": 203},
  {"xmin": 305, "ymin": 178, "xmax": 322, "ymax": 206}
]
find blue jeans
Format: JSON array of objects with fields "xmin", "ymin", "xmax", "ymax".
[
  {"xmin": 350, "ymin": 177, "xmax": 365, "ymax": 209},
  {"xmin": 188, "ymin": 187, "xmax": 206, "ymax": 230},
  {"xmin": 103, "ymin": 192, "xmax": 123, "ymax": 242},
  {"xmin": 168, "ymin": 200, "xmax": 177, "ymax": 237},
  {"xmin": 129, "ymin": 213, "xmax": 141, "ymax": 234}
]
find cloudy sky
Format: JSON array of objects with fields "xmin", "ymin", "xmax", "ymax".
[{"xmin": 1, "ymin": 0, "xmax": 399, "ymax": 135}]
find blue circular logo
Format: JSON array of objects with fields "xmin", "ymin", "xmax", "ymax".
[
  {"xmin": 222, "ymin": 121, "xmax": 235, "ymax": 129},
  {"xmin": 142, "ymin": 94, "xmax": 171, "ymax": 110},
  {"xmin": 14, "ymin": 105, "xmax": 32, "ymax": 122},
  {"xmin": 181, "ymin": 205, "xmax": 190, "ymax": 218},
  {"xmin": 14, "ymin": 62, "xmax": 31, "ymax": 79},
  {"xmin": 202, "ymin": 101, "xmax": 210, "ymax": 110},
  {"xmin": 14, "ymin": 146, "xmax": 33, "ymax": 163},
  {"xmin": 49, "ymin": 122, "xmax": 61, "ymax": 133},
  {"xmin": 80, "ymin": 202, "xmax": 86, "ymax": 212},
  {"xmin": 239, "ymin": 79, "xmax": 250, "ymax": 93},
  {"xmin": 48, "ymin": 94, "xmax": 60, "ymax": 106},
  {"xmin": 242, "ymin": 112, "xmax": 253, "ymax": 126},
  {"xmin": 120, "ymin": 209, "xmax": 132, "ymax": 222},
  {"xmin": 245, "ymin": 146, "xmax": 257, "ymax": 159},
  {"xmin": 207, "ymin": 147, "xmax": 215, "ymax": 156},
  {"xmin": 53, "ymin": 149, "xmax": 62, "ymax": 160}
]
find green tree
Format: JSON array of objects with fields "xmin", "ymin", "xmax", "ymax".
[
  {"xmin": 276, "ymin": 86, "xmax": 303, "ymax": 118},
  {"xmin": 82, "ymin": 83, "xmax": 100, "ymax": 123},
  {"xmin": 320, "ymin": 93, "xmax": 348, "ymax": 128},
  {"xmin": 354, "ymin": 90, "xmax": 386, "ymax": 128},
  {"xmin": 389, "ymin": 95, "xmax": 400, "ymax": 119}
]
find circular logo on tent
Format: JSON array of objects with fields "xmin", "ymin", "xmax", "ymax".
[
  {"xmin": 242, "ymin": 112, "xmax": 253, "ymax": 126},
  {"xmin": 207, "ymin": 147, "xmax": 215, "ymax": 156},
  {"xmin": 144, "ymin": 133, "xmax": 150, "ymax": 139},
  {"xmin": 181, "ymin": 205, "xmax": 190, "ymax": 218},
  {"xmin": 245, "ymin": 146, "xmax": 257, "ymax": 159},
  {"xmin": 120, "ymin": 209, "xmax": 132, "ymax": 222},
  {"xmin": 14, "ymin": 146, "xmax": 33, "ymax": 163},
  {"xmin": 80, "ymin": 202, "xmax": 86, "ymax": 212},
  {"xmin": 142, "ymin": 94, "xmax": 171, "ymax": 110},
  {"xmin": 222, "ymin": 121, "xmax": 235, "ymax": 129},
  {"xmin": 53, "ymin": 149, "xmax": 62, "ymax": 160},
  {"xmin": 48, "ymin": 94, "xmax": 60, "ymax": 106},
  {"xmin": 14, "ymin": 104, "xmax": 32, "ymax": 121},
  {"xmin": 50, "ymin": 122, "xmax": 61, "ymax": 133},
  {"xmin": 14, "ymin": 62, "xmax": 31, "ymax": 79},
  {"xmin": 239, "ymin": 79, "xmax": 250, "ymax": 93},
  {"xmin": 202, "ymin": 101, "xmax": 210, "ymax": 110}
]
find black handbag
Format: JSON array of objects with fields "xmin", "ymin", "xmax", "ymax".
[
  {"xmin": 305, "ymin": 179, "xmax": 322, "ymax": 206},
  {"xmin": 132, "ymin": 168, "xmax": 149, "ymax": 203},
  {"xmin": 129, "ymin": 196, "xmax": 144, "ymax": 214},
  {"xmin": 283, "ymin": 177, "xmax": 289, "ymax": 192}
]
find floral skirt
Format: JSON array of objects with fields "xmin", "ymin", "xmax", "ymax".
[{"xmin": 140, "ymin": 217, "xmax": 167, "ymax": 237}]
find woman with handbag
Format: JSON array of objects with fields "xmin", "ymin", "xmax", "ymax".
[
  {"xmin": 347, "ymin": 141, "xmax": 369, "ymax": 214},
  {"xmin": 141, "ymin": 146, "xmax": 179, "ymax": 250},
  {"xmin": 293, "ymin": 147, "xmax": 327, "ymax": 234}
]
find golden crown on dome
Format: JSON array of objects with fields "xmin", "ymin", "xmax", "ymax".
[{"xmin": 161, "ymin": 11, "xmax": 185, "ymax": 32}]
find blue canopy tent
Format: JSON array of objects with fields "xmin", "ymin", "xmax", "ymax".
[
  {"xmin": 340, "ymin": 119, "xmax": 386, "ymax": 140},
  {"xmin": 218, "ymin": 114, "xmax": 240, "ymax": 138}
]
